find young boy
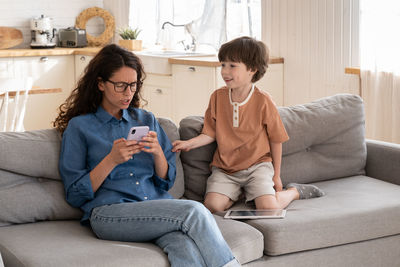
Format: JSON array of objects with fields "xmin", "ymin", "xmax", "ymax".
[{"xmin": 172, "ymin": 36, "xmax": 324, "ymax": 213}]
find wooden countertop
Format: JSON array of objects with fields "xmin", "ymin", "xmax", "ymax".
[
  {"xmin": 0, "ymin": 47, "xmax": 284, "ymax": 68},
  {"xmin": 0, "ymin": 47, "xmax": 101, "ymax": 57},
  {"xmin": 169, "ymin": 56, "xmax": 284, "ymax": 67}
]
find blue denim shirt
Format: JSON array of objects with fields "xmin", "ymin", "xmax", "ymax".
[{"xmin": 59, "ymin": 107, "xmax": 176, "ymax": 224}]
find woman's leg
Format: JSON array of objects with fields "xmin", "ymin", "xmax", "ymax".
[
  {"xmin": 89, "ymin": 199, "xmax": 237, "ymax": 267},
  {"xmin": 155, "ymin": 231, "xmax": 206, "ymax": 267}
]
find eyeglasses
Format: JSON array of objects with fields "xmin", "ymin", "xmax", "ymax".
[{"xmin": 106, "ymin": 80, "xmax": 139, "ymax": 93}]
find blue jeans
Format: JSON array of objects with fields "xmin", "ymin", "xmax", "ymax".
[{"xmin": 89, "ymin": 199, "xmax": 239, "ymax": 267}]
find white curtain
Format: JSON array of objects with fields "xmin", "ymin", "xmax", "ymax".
[
  {"xmin": 129, "ymin": 0, "xmax": 260, "ymax": 50},
  {"xmin": 104, "ymin": 0, "xmax": 131, "ymax": 43},
  {"xmin": 360, "ymin": 0, "xmax": 400, "ymax": 143}
]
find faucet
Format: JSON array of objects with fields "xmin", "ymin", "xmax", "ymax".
[{"xmin": 161, "ymin": 21, "xmax": 196, "ymax": 51}]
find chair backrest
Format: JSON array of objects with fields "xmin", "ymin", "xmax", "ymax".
[{"xmin": 0, "ymin": 77, "xmax": 33, "ymax": 132}]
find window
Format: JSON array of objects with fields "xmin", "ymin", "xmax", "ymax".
[{"xmin": 130, "ymin": 0, "xmax": 261, "ymax": 50}]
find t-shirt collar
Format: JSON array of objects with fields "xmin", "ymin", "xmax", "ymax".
[{"xmin": 229, "ymin": 84, "xmax": 255, "ymax": 106}]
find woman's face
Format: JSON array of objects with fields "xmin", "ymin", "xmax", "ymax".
[{"xmin": 98, "ymin": 66, "xmax": 137, "ymax": 118}]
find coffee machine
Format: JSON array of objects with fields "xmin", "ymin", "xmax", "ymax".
[{"xmin": 30, "ymin": 15, "xmax": 56, "ymax": 49}]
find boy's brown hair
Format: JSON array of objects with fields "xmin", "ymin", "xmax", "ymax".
[{"xmin": 218, "ymin": 36, "xmax": 269, "ymax": 83}]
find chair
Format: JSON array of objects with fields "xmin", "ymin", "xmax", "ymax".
[{"xmin": 0, "ymin": 77, "xmax": 33, "ymax": 132}]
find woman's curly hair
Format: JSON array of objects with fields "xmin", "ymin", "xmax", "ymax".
[{"xmin": 54, "ymin": 44, "xmax": 146, "ymax": 134}]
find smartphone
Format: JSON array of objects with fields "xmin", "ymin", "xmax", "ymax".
[{"xmin": 127, "ymin": 126, "xmax": 149, "ymax": 141}]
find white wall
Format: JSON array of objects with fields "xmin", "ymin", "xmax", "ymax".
[
  {"xmin": 262, "ymin": 0, "xmax": 360, "ymax": 106},
  {"xmin": 0, "ymin": 0, "xmax": 104, "ymax": 48}
]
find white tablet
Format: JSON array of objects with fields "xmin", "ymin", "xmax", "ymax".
[{"xmin": 224, "ymin": 209, "xmax": 286, "ymax": 219}]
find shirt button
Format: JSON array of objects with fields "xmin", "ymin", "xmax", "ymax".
[
  {"xmin": 144, "ymin": 196, "xmax": 148, "ymax": 200},
  {"xmin": 136, "ymin": 181, "xmax": 139, "ymax": 185},
  {"xmin": 130, "ymin": 173, "xmax": 133, "ymax": 176},
  {"xmin": 235, "ymin": 117, "xmax": 238, "ymax": 120}
]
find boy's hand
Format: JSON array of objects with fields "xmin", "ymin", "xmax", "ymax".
[
  {"xmin": 172, "ymin": 140, "xmax": 191, "ymax": 152},
  {"xmin": 273, "ymin": 175, "xmax": 283, "ymax": 192}
]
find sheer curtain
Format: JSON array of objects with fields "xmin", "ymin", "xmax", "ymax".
[
  {"xmin": 129, "ymin": 0, "xmax": 260, "ymax": 50},
  {"xmin": 360, "ymin": 0, "xmax": 400, "ymax": 143}
]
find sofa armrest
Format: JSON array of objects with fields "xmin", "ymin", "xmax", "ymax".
[{"xmin": 365, "ymin": 139, "xmax": 400, "ymax": 185}]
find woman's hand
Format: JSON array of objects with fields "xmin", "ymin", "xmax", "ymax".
[
  {"xmin": 108, "ymin": 138, "xmax": 141, "ymax": 165},
  {"xmin": 139, "ymin": 131, "xmax": 164, "ymax": 156},
  {"xmin": 140, "ymin": 131, "xmax": 168, "ymax": 179}
]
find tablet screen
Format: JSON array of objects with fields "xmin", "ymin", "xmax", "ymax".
[{"xmin": 224, "ymin": 209, "xmax": 286, "ymax": 219}]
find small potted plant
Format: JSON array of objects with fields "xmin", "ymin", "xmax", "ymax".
[{"xmin": 118, "ymin": 26, "xmax": 142, "ymax": 51}]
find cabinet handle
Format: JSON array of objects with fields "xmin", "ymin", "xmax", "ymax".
[
  {"xmin": 40, "ymin": 57, "xmax": 48, "ymax": 62},
  {"xmin": 188, "ymin": 66, "xmax": 196, "ymax": 72},
  {"xmin": 155, "ymin": 88, "xmax": 163, "ymax": 94},
  {"xmin": 80, "ymin": 56, "xmax": 86, "ymax": 61}
]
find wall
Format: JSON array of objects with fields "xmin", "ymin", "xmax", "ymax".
[
  {"xmin": 262, "ymin": 0, "xmax": 360, "ymax": 106},
  {"xmin": 0, "ymin": 0, "xmax": 104, "ymax": 48}
]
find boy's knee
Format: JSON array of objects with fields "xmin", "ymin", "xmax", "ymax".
[
  {"xmin": 204, "ymin": 200, "xmax": 225, "ymax": 213},
  {"xmin": 255, "ymin": 196, "xmax": 279, "ymax": 210}
]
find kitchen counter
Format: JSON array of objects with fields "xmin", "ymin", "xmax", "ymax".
[
  {"xmin": 0, "ymin": 47, "xmax": 284, "ymax": 66},
  {"xmin": 0, "ymin": 47, "xmax": 101, "ymax": 57},
  {"xmin": 169, "ymin": 56, "xmax": 284, "ymax": 67}
]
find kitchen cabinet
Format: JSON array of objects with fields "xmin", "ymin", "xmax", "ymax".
[
  {"xmin": 0, "ymin": 58, "xmax": 14, "ymax": 78},
  {"xmin": 141, "ymin": 74, "xmax": 173, "ymax": 121},
  {"xmin": 172, "ymin": 64, "xmax": 224, "ymax": 123},
  {"xmin": 13, "ymin": 55, "xmax": 75, "ymax": 130},
  {"xmin": 74, "ymin": 55, "xmax": 94, "ymax": 83}
]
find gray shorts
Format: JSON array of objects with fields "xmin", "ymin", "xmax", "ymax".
[{"xmin": 206, "ymin": 162, "xmax": 276, "ymax": 202}]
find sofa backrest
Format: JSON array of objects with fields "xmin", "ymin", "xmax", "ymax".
[
  {"xmin": 0, "ymin": 118, "xmax": 183, "ymax": 226},
  {"xmin": 179, "ymin": 94, "xmax": 367, "ymax": 201}
]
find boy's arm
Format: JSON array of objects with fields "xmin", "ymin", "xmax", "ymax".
[
  {"xmin": 270, "ymin": 141, "xmax": 283, "ymax": 191},
  {"xmin": 172, "ymin": 134, "xmax": 215, "ymax": 152}
]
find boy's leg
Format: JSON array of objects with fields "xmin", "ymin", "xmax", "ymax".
[
  {"xmin": 254, "ymin": 188, "xmax": 299, "ymax": 210},
  {"xmin": 205, "ymin": 167, "xmax": 242, "ymax": 213},
  {"xmin": 204, "ymin": 192, "xmax": 234, "ymax": 213}
]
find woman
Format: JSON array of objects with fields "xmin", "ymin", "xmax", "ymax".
[{"xmin": 54, "ymin": 44, "xmax": 239, "ymax": 267}]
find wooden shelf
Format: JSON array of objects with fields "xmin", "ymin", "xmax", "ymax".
[{"xmin": 0, "ymin": 87, "xmax": 62, "ymax": 97}]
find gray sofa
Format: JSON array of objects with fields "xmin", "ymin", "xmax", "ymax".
[{"xmin": 0, "ymin": 94, "xmax": 399, "ymax": 267}]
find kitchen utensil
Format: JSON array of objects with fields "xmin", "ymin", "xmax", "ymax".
[{"xmin": 0, "ymin": 27, "xmax": 23, "ymax": 49}]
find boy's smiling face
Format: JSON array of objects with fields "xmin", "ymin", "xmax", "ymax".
[{"xmin": 220, "ymin": 61, "xmax": 256, "ymax": 91}]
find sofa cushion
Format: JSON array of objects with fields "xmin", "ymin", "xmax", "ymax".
[
  {"xmin": 0, "ymin": 118, "xmax": 184, "ymax": 226},
  {"xmin": 0, "ymin": 221, "xmax": 170, "ymax": 267},
  {"xmin": 179, "ymin": 94, "xmax": 367, "ymax": 201},
  {"xmin": 0, "ymin": 129, "xmax": 62, "ymax": 180},
  {"xmin": 157, "ymin": 117, "xmax": 185, "ymax": 199},
  {"xmin": 242, "ymin": 176, "xmax": 400, "ymax": 256},
  {"xmin": 0, "ymin": 217, "xmax": 263, "ymax": 266},
  {"xmin": 179, "ymin": 116, "xmax": 217, "ymax": 201},
  {"xmin": 213, "ymin": 214, "xmax": 264, "ymax": 264},
  {"xmin": 0, "ymin": 170, "xmax": 82, "ymax": 226},
  {"xmin": 278, "ymin": 94, "xmax": 366, "ymax": 185}
]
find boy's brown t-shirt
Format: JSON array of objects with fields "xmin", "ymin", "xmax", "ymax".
[{"xmin": 202, "ymin": 86, "xmax": 289, "ymax": 174}]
